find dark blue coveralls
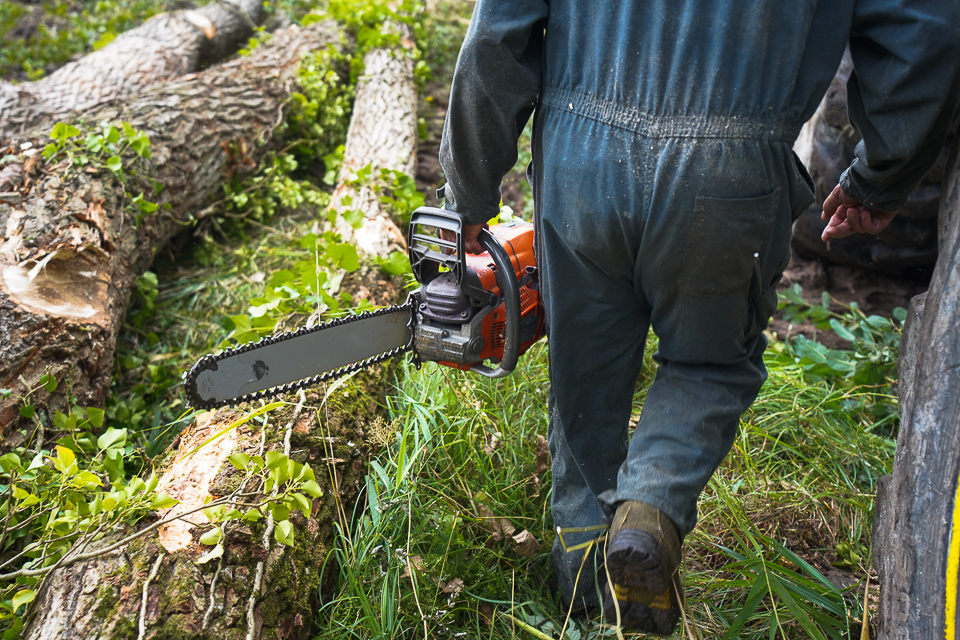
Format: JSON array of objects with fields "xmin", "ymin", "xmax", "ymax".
[{"xmin": 439, "ymin": 0, "xmax": 960, "ymax": 605}]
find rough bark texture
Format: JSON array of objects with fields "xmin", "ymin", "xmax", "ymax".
[
  {"xmin": 20, "ymin": 34, "xmax": 419, "ymax": 638},
  {"xmin": 330, "ymin": 31, "xmax": 418, "ymax": 257},
  {"xmin": 0, "ymin": 0, "xmax": 264, "ymax": 141},
  {"xmin": 874, "ymin": 135, "xmax": 960, "ymax": 639},
  {"xmin": 0, "ymin": 20, "xmax": 343, "ymax": 442},
  {"xmin": 22, "ymin": 367, "xmax": 399, "ymax": 640}
]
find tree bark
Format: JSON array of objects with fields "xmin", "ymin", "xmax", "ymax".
[
  {"xmin": 0, "ymin": 0, "xmax": 265, "ymax": 141},
  {"xmin": 330, "ymin": 27, "xmax": 418, "ymax": 257},
  {"xmin": 0, "ymin": 20, "xmax": 343, "ymax": 442},
  {"xmin": 874, "ymin": 134, "xmax": 960, "ymax": 638},
  {"xmin": 19, "ymin": 37, "xmax": 419, "ymax": 639}
]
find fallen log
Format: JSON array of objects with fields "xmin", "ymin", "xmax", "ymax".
[
  {"xmin": 329, "ymin": 27, "xmax": 418, "ymax": 257},
  {"xmin": 18, "ymin": 34, "xmax": 419, "ymax": 639},
  {"xmin": 21, "ymin": 380, "xmax": 396, "ymax": 640},
  {"xmin": 0, "ymin": 0, "xmax": 264, "ymax": 141},
  {"xmin": 0, "ymin": 20, "xmax": 343, "ymax": 443},
  {"xmin": 874, "ymin": 135, "xmax": 960, "ymax": 638}
]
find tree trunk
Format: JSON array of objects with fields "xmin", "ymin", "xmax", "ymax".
[
  {"xmin": 329, "ymin": 26, "xmax": 418, "ymax": 257},
  {"xmin": 0, "ymin": 20, "xmax": 343, "ymax": 443},
  {"xmin": 0, "ymin": 0, "xmax": 264, "ymax": 141},
  {"xmin": 20, "ymin": 38, "xmax": 418, "ymax": 639},
  {"xmin": 874, "ymin": 135, "xmax": 960, "ymax": 639}
]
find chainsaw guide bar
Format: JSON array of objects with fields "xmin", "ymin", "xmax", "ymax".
[{"xmin": 182, "ymin": 301, "xmax": 416, "ymax": 410}]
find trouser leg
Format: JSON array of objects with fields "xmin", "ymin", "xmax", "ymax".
[
  {"xmin": 606, "ymin": 136, "xmax": 795, "ymax": 536},
  {"xmin": 547, "ymin": 387, "xmax": 609, "ymax": 607},
  {"xmin": 533, "ymin": 113, "xmax": 799, "ymax": 599},
  {"xmin": 610, "ymin": 333, "xmax": 768, "ymax": 536},
  {"xmin": 537, "ymin": 189, "xmax": 653, "ymax": 606}
]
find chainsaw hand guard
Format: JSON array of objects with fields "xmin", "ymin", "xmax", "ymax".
[{"xmin": 470, "ymin": 227, "xmax": 520, "ymax": 378}]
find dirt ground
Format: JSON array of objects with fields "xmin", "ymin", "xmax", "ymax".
[{"xmin": 771, "ymin": 245, "xmax": 928, "ymax": 348}]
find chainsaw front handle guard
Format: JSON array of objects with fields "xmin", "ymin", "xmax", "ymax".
[
  {"xmin": 469, "ymin": 228, "xmax": 521, "ymax": 378},
  {"xmin": 408, "ymin": 207, "xmax": 464, "ymax": 286}
]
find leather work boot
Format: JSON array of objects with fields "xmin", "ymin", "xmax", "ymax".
[{"xmin": 602, "ymin": 501, "xmax": 683, "ymax": 635}]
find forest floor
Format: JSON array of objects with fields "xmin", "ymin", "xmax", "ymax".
[{"xmin": 2, "ymin": 1, "xmax": 916, "ymax": 637}]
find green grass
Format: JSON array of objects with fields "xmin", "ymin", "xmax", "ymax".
[
  {"xmin": 8, "ymin": 1, "xmax": 892, "ymax": 636},
  {"xmin": 315, "ymin": 347, "xmax": 559, "ymax": 640},
  {"xmin": 313, "ymin": 331, "xmax": 891, "ymax": 639}
]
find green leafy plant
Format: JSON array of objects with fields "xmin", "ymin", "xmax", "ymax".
[
  {"xmin": 225, "ymin": 230, "xmax": 365, "ymax": 344},
  {"xmin": 41, "ymin": 120, "xmax": 161, "ymax": 225},
  {"xmin": 211, "ymin": 45, "xmax": 352, "ymax": 230},
  {"xmin": 195, "ymin": 447, "xmax": 325, "ymax": 563},
  {"xmin": 306, "ymin": 0, "xmax": 426, "ymax": 79},
  {"xmin": 770, "ymin": 284, "xmax": 904, "ymax": 434},
  {"xmin": 378, "ymin": 167, "xmax": 424, "ymax": 227},
  {"xmin": 222, "ymin": 158, "xmax": 422, "ymax": 344},
  {"xmin": 0, "ymin": 400, "xmax": 178, "ymax": 636}
]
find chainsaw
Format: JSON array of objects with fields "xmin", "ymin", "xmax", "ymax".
[{"xmin": 182, "ymin": 207, "xmax": 545, "ymax": 409}]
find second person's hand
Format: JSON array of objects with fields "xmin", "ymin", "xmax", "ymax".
[{"xmin": 821, "ymin": 184, "xmax": 898, "ymax": 242}]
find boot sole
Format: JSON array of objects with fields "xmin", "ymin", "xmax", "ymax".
[
  {"xmin": 605, "ymin": 527, "xmax": 671, "ymax": 593},
  {"xmin": 602, "ymin": 585, "xmax": 680, "ymax": 636},
  {"xmin": 603, "ymin": 528, "xmax": 680, "ymax": 635}
]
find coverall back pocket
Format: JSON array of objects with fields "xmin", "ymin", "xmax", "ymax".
[{"xmin": 679, "ymin": 188, "xmax": 781, "ymax": 297}]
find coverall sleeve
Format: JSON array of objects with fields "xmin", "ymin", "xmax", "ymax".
[
  {"xmin": 840, "ymin": 0, "xmax": 960, "ymax": 211},
  {"xmin": 438, "ymin": 0, "xmax": 549, "ymax": 225}
]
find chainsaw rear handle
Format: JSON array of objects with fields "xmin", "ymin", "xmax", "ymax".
[
  {"xmin": 470, "ymin": 228, "xmax": 521, "ymax": 378},
  {"xmin": 407, "ymin": 206, "xmax": 521, "ymax": 378}
]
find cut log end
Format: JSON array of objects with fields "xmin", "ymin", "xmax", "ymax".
[{"xmin": 1, "ymin": 249, "xmax": 110, "ymax": 321}]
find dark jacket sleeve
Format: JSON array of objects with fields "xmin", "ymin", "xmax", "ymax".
[
  {"xmin": 439, "ymin": 0, "xmax": 549, "ymax": 225},
  {"xmin": 840, "ymin": 0, "xmax": 960, "ymax": 211}
]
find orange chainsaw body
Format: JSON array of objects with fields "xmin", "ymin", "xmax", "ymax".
[
  {"xmin": 439, "ymin": 221, "xmax": 544, "ymax": 371},
  {"xmin": 408, "ymin": 209, "xmax": 545, "ymax": 376}
]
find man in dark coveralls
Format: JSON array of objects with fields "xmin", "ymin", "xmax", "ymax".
[{"xmin": 438, "ymin": 0, "xmax": 960, "ymax": 633}]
